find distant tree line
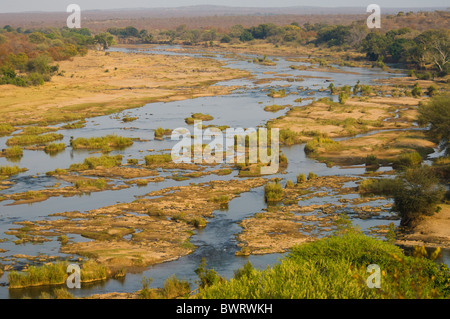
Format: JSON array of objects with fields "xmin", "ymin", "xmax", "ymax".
[
  {"xmin": 107, "ymin": 21, "xmax": 449, "ymax": 76},
  {"xmin": 1, "ymin": 12, "xmax": 448, "ymax": 87},
  {"xmin": 0, "ymin": 26, "xmax": 115, "ymax": 87}
]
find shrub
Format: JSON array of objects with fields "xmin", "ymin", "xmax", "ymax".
[
  {"xmin": 6, "ymin": 133, "xmax": 63, "ymax": 146},
  {"xmin": 393, "ymin": 166, "xmax": 445, "ymax": 227},
  {"xmin": 426, "ymin": 85, "xmax": 438, "ymax": 97},
  {"xmin": 188, "ymin": 217, "xmax": 207, "ymax": 228},
  {"xmin": 8, "ymin": 261, "xmax": 69, "ymax": 288},
  {"xmin": 264, "ymin": 182, "xmax": 284, "ymax": 202},
  {"xmin": 80, "ymin": 260, "xmax": 108, "ymax": 282},
  {"xmin": 279, "ymin": 129, "xmax": 302, "ymax": 145},
  {"xmin": 416, "ymin": 72, "xmax": 432, "ymax": 80},
  {"xmin": 412, "ymin": 83, "xmax": 422, "ymax": 97},
  {"xmin": 418, "ymin": 95, "xmax": 450, "ymax": 155},
  {"xmin": 195, "ymin": 258, "xmax": 225, "ymax": 289},
  {"xmin": 70, "ymin": 155, "xmax": 122, "ymax": 171},
  {"xmin": 196, "ymin": 232, "xmax": 450, "ymax": 299},
  {"xmin": 365, "ymin": 155, "xmax": 379, "ymax": 167},
  {"xmin": 127, "ymin": 158, "xmax": 139, "ymax": 165},
  {"xmin": 304, "ymin": 137, "xmax": 340, "ymax": 154},
  {"xmin": 296, "ymin": 173, "xmax": 306, "ymax": 184},
  {"xmin": 46, "ymin": 168, "xmax": 67, "ymax": 176},
  {"xmin": 44, "ymin": 143, "xmax": 66, "ymax": 154},
  {"xmin": 0, "ymin": 123, "xmax": 15, "ymax": 136},
  {"xmin": 307, "ymin": 172, "xmax": 318, "ymax": 180},
  {"xmin": 264, "ymin": 104, "xmax": 288, "ymax": 112},
  {"xmin": 0, "ymin": 165, "xmax": 27, "ymax": 176},
  {"xmin": 71, "ymin": 135, "xmax": 133, "ymax": 150},
  {"xmin": 62, "ymin": 120, "xmax": 86, "ymax": 130},
  {"xmin": 144, "ymin": 154, "xmax": 172, "ymax": 165},
  {"xmin": 140, "ymin": 277, "xmax": 158, "ymax": 299},
  {"xmin": 154, "ymin": 127, "xmax": 172, "ymax": 138},
  {"xmin": 285, "ymin": 180, "xmax": 294, "ymax": 188},
  {"xmin": 161, "ymin": 275, "xmax": 191, "ymax": 299},
  {"xmin": 338, "ymin": 92, "xmax": 349, "ymax": 104},
  {"xmin": 4, "ymin": 146, "xmax": 23, "ymax": 158},
  {"xmin": 393, "ymin": 152, "xmax": 423, "ymax": 170},
  {"xmin": 121, "ymin": 116, "xmax": 138, "ymax": 123},
  {"xmin": 74, "ymin": 178, "xmax": 107, "ymax": 190},
  {"xmin": 185, "ymin": 113, "xmax": 214, "ymax": 124},
  {"xmin": 358, "ymin": 178, "xmax": 402, "ymax": 195}
]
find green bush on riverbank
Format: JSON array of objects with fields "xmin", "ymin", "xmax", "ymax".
[{"xmin": 195, "ymin": 231, "xmax": 450, "ymax": 299}]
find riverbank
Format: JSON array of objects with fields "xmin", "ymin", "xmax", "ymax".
[
  {"xmin": 396, "ymin": 204, "xmax": 450, "ymax": 249},
  {"xmin": 0, "ymin": 49, "xmax": 249, "ymax": 126}
]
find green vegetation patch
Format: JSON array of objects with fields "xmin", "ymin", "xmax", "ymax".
[
  {"xmin": 69, "ymin": 154, "xmax": 123, "ymax": 171},
  {"xmin": 196, "ymin": 232, "xmax": 450, "ymax": 299},
  {"xmin": 264, "ymin": 104, "xmax": 289, "ymax": 112},
  {"xmin": 144, "ymin": 154, "xmax": 172, "ymax": 165},
  {"xmin": 0, "ymin": 165, "xmax": 27, "ymax": 176},
  {"xmin": 6, "ymin": 133, "xmax": 63, "ymax": 146},
  {"xmin": 71, "ymin": 135, "xmax": 133, "ymax": 151}
]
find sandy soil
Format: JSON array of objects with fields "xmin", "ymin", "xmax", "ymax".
[
  {"xmin": 0, "ymin": 49, "xmax": 249, "ymax": 125},
  {"xmin": 6, "ymin": 178, "xmax": 267, "ymax": 269},
  {"xmin": 270, "ymin": 96, "xmax": 423, "ymax": 140},
  {"xmin": 396, "ymin": 204, "xmax": 450, "ymax": 249}
]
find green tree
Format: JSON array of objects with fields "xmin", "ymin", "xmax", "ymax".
[
  {"xmin": 415, "ymin": 29, "xmax": 450, "ymax": 75},
  {"xmin": 239, "ymin": 30, "xmax": 254, "ymax": 42},
  {"xmin": 362, "ymin": 32, "xmax": 389, "ymax": 61},
  {"xmin": 94, "ymin": 33, "xmax": 115, "ymax": 50},
  {"xmin": 418, "ymin": 95, "xmax": 450, "ymax": 154},
  {"xmin": 393, "ymin": 166, "xmax": 445, "ymax": 227}
]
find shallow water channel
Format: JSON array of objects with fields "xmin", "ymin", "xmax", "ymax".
[{"xmin": 0, "ymin": 45, "xmax": 447, "ymax": 299}]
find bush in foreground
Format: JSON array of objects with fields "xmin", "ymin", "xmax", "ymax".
[{"xmin": 196, "ymin": 231, "xmax": 450, "ymax": 299}]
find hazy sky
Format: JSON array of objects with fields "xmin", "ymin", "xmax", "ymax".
[{"xmin": 0, "ymin": 0, "xmax": 448, "ymax": 13}]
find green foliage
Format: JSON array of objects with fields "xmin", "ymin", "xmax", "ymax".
[
  {"xmin": 79, "ymin": 260, "xmax": 108, "ymax": 282},
  {"xmin": 74, "ymin": 178, "xmax": 107, "ymax": 190},
  {"xmin": 307, "ymin": 172, "xmax": 318, "ymax": 180},
  {"xmin": 46, "ymin": 168, "xmax": 67, "ymax": 176},
  {"xmin": 279, "ymin": 129, "xmax": 302, "ymax": 145},
  {"xmin": 8, "ymin": 261, "xmax": 69, "ymax": 288},
  {"xmin": 71, "ymin": 135, "xmax": 133, "ymax": 151},
  {"xmin": 426, "ymin": 85, "xmax": 438, "ymax": 97},
  {"xmin": 392, "ymin": 166, "xmax": 445, "ymax": 227},
  {"xmin": 418, "ymin": 95, "xmax": 450, "ymax": 155},
  {"xmin": 0, "ymin": 123, "xmax": 15, "ymax": 136},
  {"xmin": 62, "ymin": 120, "xmax": 86, "ymax": 130},
  {"xmin": 70, "ymin": 154, "xmax": 122, "ymax": 171},
  {"xmin": 412, "ymin": 83, "xmax": 423, "ymax": 97},
  {"xmin": 0, "ymin": 165, "xmax": 27, "ymax": 176},
  {"xmin": 304, "ymin": 137, "xmax": 340, "ymax": 154},
  {"xmin": 285, "ymin": 180, "xmax": 294, "ymax": 188},
  {"xmin": 4, "ymin": 146, "xmax": 23, "ymax": 158},
  {"xmin": 6, "ymin": 133, "xmax": 63, "ymax": 146},
  {"xmin": 365, "ymin": 155, "xmax": 379, "ymax": 167},
  {"xmin": 139, "ymin": 276, "xmax": 157, "ymax": 299},
  {"xmin": 196, "ymin": 232, "xmax": 450, "ymax": 299},
  {"xmin": 264, "ymin": 104, "xmax": 288, "ymax": 112},
  {"xmin": 338, "ymin": 92, "xmax": 349, "ymax": 104},
  {"xmin": 195, "ymin": 258, "xmax": 225, "ymax": 289},
  {"xmin": 296, "ymin": 173, "xmax": 306, "ymax": 184},
  {"xmin": 44, "ymin": 143, "xmax": 66, "ymax": 154},
  {"xmin": 144, "ymin": 154, "xmax": 172, "ymax": 165},
  {"xmin": 264, "ymin": 182, "xmax": 284, "ymax": 202},
  {"xmin": 161, "ymin": 275, "xmax": 191, "ymax": 299},
  {"xmin": 358, "ymin": 178, "xmax": 402, "ymax": 195},
  {"xmin": 393, "ymin": 151, "xmax": 423, "ymax": 170}
]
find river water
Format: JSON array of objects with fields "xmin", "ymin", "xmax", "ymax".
[{"xmin": 0, "ymin": 45, "xmax": 446, "ymax": 299}]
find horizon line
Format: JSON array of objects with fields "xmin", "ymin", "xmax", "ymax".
[{"xmin": 0, "ymin": 4, "xmax": 448, "ymax": 14}]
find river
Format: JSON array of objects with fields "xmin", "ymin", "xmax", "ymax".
[{"xmin": 1, "ymin": 45, "xmax": 446, "ymax": 299}]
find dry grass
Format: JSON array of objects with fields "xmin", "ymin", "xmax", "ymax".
[{"xmin": 0, "ymin": 50, "xmax": 248, "ymax": 125}]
